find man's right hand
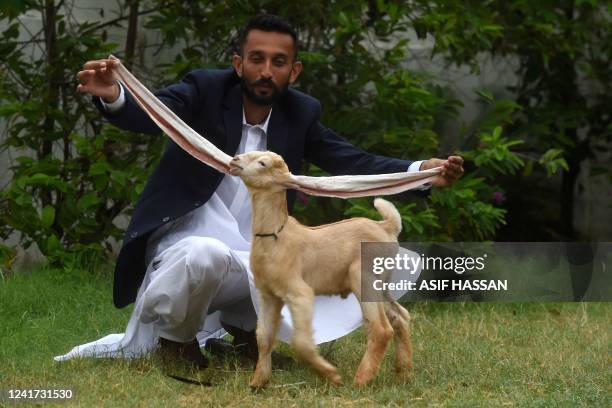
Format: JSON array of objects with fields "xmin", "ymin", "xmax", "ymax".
[{"xmin": 76, "ymin": 58, "xmax": 120, "ymax": 103}]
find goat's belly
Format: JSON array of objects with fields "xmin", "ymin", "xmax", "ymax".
[{"xmin": 302, "ymin": 264, "xmax": 353, "ymax": 296}]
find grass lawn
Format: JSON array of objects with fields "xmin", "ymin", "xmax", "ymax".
[{"xmin": 1, "ymin": 267, "xmax": 610, "ymax": 407}]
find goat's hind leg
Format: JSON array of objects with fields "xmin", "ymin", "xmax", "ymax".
[
  {"xmin": 385, "ymin": 301, "xmax": 413, "ymax": 376},
  {"xmin": 286, "ymin": 281, "xmax": 342, "ymax": 385},
  {"xmin": 350, "ymin": 262, "xmax": 394, "ymax": 386},
  {"xmin": 354, "ymin": 302, "xmax": 394, "ymax": 386},
  {"xmin": 250, "ymin": 292, "xmax": 283, "ymax": 389}
]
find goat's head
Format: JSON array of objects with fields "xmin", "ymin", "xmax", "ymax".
[{"xmin": 229, "ymin": 151, "xmax": 292, "ymax": 192}]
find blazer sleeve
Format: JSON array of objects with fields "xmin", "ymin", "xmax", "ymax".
[
  {"xmin": 92, "ymin": 71, "xmax": 205, "ymax": 135},
  {"xmin": 303, "ymin": 101, "xmax": 415, "ymax": 176}
]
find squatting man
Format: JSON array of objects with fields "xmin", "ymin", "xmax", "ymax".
[{"xmin": 58, "ymin": 14, "xmax": 464, "ymax": 368}]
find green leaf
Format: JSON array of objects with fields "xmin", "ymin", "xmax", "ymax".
[
  {"xmin": 0, "ymin": 102, "xmax": 22, "ymax": 117},
  {"xmin": 476, "ymin": 89, "xmax": 494, "ymax": 104},
  {"xmin": 46, "ymin": 234, "xmax": 61, "ymax": 253},
  {"xmin": 110, "ymin": 170, "xmax": 127, "ymax": 185},
  {"xmin": 492, "ymin": 126, "xmax": 502, "ymax": 139},
  {"xmin": 29, "ymin": 173, "xmax": 52, "ymax": 184},
  {"xmin": 77, "ymin": 192, "xmax": 102, "ymax": 211},
  {"xmin": 89, "ymin": 160, "xmax": 110, "ymax": 176},
  {"xmin": 338, "ymin": 11, "xmax": 349, "ymax": 27},
  {"xmin": 40, "ymin": 206, "xmax": 55, "ymax": 228}
]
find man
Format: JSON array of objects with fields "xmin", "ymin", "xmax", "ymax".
[{"xmin": 62, "ymin": 14, "xmax": 463, "ymax": 367}]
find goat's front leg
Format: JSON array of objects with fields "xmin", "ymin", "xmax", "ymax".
[
  {"xmin": 250, "ymin": 292, "xmax": 283, "ymax": 389},
  {"xmin": 286, "ymin": 281, "xmax": 342, "ymax": 385}
]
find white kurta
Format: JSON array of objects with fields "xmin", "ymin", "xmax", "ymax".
[{"xmin": 55, "ymin": 106, "xmax": 404, "ymax": 362}]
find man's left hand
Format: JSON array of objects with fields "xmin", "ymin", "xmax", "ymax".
[{"xmin": 420, "ymin": 156, "xmax": 464, "ymax": 187}]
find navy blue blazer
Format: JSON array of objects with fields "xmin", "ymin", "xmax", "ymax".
[{"xmin": 95, "ymin": 67, "xmax": 417, "ymax": 308}]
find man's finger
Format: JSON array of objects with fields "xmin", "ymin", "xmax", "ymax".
[
  {"xmin": 445, "ymin": 162, "xmax": 463, "ymax": 174},
  {"xmin": 82, "ymin": 59, "xmax": 117, "ymax": 70},
  {"xmin": 75, "ymin": 70, "xmax": 94, "ymax": 83},
  {"xmin": 445, "ymin": 156, "xmax": 464, "ymax": 176},
  {"xmin": 448, "ymin": 155, "xmax": 464, "ymax": 165},
  {"xmin": 82, "ymin": 60, "xmax": 104, "ymax": 70},
  {"xmin": 444, "ymin": 169, "xmax": 461, "ymax": 181}
]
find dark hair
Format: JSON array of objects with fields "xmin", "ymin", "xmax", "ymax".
[{"xmin": 239, "ymin": 14, "xmax": 298, "ymax": 59}]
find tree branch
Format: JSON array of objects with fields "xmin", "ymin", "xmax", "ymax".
[{"xmin": 123, "ymin": 0, "xmax": 140, "ymax": 69}]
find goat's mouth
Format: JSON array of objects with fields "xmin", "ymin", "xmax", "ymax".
[{"xmin": 229, "ymin": 164, "xmax": 243, "ymax": 176}]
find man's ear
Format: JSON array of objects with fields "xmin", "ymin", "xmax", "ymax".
[
  {"xmin": 289, "ymin": 61, "xmax": 302, "ymax": 84},
  {"xmin": 232, "ymin": 54, "xmax": 243, "ymax": 77}
]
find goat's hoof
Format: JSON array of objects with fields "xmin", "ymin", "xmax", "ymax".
[
  {"xmin": 395, "ymin": 366, "xmax": 413, "ymax": 382},
  {"xmin": 354, "ymin": 379, "xmax": 371, "ymax": 387},
  {"xmin": 320, "ymin": 365, "xmax": 342, "ymax": 385},
  {"xmin": 354, "ymin": 373, "xmax": 374, "ymax": 387},
  {"xmin": 250, "ymin": 376, "xmax": 269, "ymax": 391},
  {"xmin": 395, "ymin": 361, "xmax": 413, "ymax": 373},
  {"xmin": 250, "ymin": 382, "xmax": 267, "ymax": 392},
  {"xmin": 329, "ymin": 373, "xmax": 343, "ymax": 386}
]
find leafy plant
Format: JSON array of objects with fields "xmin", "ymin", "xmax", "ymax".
[
  {"xmin": 412, "ymin": 0, "xmax": 611, "ymax": 238},
  {"xmin": 4, "ymin": 0, "xmax": 603, "ymax": 269},
  {"xmin": 0, "ymin": 1, "xmax": 164, "ymax": 265}
]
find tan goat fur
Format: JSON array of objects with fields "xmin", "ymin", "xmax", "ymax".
[{"xmin": 229, "ymin": 151, "xmax": 413, "ymax": 388}]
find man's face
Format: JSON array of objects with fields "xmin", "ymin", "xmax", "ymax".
[{"xmin": 232, "ymin": 29, "xmax": 302, "ymax": 106}]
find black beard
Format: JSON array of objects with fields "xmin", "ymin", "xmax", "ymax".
[{"xmin": 241, "ymin": 76, "xmax": 289, "ymax": 106}]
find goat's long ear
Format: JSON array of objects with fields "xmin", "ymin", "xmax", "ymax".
[
  {"xmin": 111, "ymin": 56, "xmax": 443, "ymax": 198},
  {"xmin": 281, "ymin": 180, "xmax": 301, "ymax": 191},
  {"xmin": 285, "ymin": 168, "xmax": 441, "ymax": 198},
  {"xmin": 109, "ymin": 55, "xmax": 233, "ymax": 174}
]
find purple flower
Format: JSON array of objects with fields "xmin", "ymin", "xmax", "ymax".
[{"xmin": 492, "ymin": 191, "xmax": 506, "ymax": 205}]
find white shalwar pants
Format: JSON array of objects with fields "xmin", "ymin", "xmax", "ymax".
[{"xmin": 140, "ymin": 236, "xmax": 257, "ymax": 342}]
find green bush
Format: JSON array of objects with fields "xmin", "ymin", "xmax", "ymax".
[
  {"xmin": 0, "ymin": 1, "xmax": 163, "ymax": 265},
  {"xmin": 3, "ymin": 0, "xmax": 590, "ymax": 267}
]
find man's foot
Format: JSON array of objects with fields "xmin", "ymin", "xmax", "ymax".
[
  {"xmin": 204, "ymin": 323, "xmax": 294, "ymax": 368},
  {"xmin": 223, "ymin": 322, "xmax": 258, "ymax": 360},
  {"xmin": 158, "ymin": 337, "xmax": 209, "ymax": 369},
  {"xmin": 204, "ymin": 338, "xmax": 242, "ymax": 359},
  {"xmin": 200, "ymin": 322, "xmax": 258, "ymax": 361}
]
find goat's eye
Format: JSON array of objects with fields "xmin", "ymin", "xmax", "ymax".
[{"xmin": 259, "ymin": 161, "xmax": 266, "ymax": 167}]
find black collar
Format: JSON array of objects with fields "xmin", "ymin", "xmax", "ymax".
[{"xmin": 255, "ymin": 222, "xmax": 286, "ymax": 241}]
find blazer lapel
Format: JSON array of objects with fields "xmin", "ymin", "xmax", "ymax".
[
  {"xmin": 223, "ymin": 84, "xmax": 243, "ymax": 155},
  {"xmin": 267, "ymin": 102, "xmax": 288, "ymax": 156}
]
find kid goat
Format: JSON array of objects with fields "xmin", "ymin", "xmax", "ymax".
[{"xmin": 230, "ymin": 151, "xmax": 413, "ymax": 388}]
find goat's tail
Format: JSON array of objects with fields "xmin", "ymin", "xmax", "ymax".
[{"xmin": 374, "ymin": 198, "xmax": 402, "ymax": 238}]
